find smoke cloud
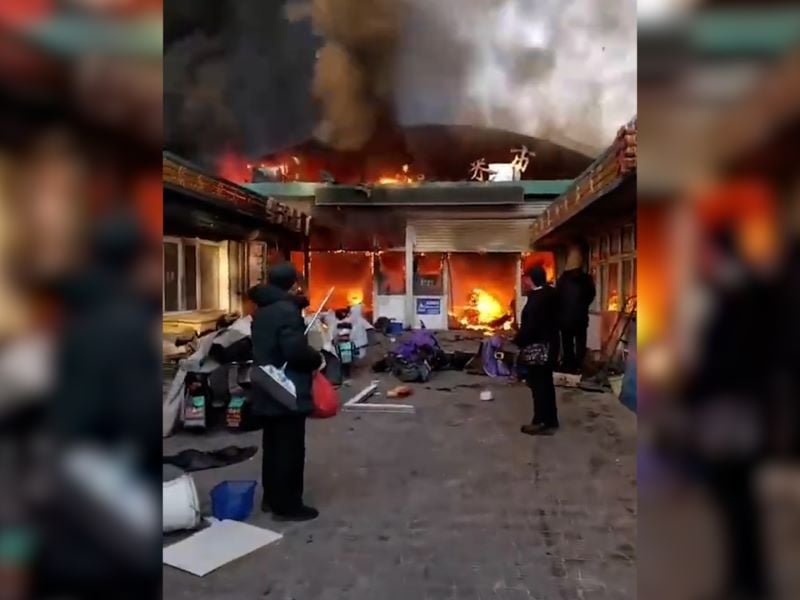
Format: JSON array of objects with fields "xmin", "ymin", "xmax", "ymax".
[
  {"xmin": 299, "ymin": 0, "xmax": 636, "ymax": 154},
  {"xmin": 164, "ymin": 0, "xmax": 636, "ymax": 163}
]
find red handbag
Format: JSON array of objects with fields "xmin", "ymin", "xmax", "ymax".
[{"xmin": 311, "ymin": 371, "xmax": 339, "ymax": 419}]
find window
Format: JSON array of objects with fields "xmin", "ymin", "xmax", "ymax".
[
  {"xmin": 248, "ymin": 242, "xmax": 266, "ymax": 286},
  {"xmin": 163, "ymin": 237, "xmax": 226, "ymax": 313},
  {"xmin": 583, "ymin": 222, "xmax": 636, "ymax": 313},
  {"xmin": 164, "ymin": 242, "xmax": 179, "ymax": 311},
  {"xmin": 376, "ymin": 252, "xmax": 406, "ymax": 295},
  {"xmin": 413, "ymin": 253, "xmax": 444, "ymax": 296},
  {"xmin": 184, "ymin": 244, "xmax": 197, "ymax": 310},
  {"xmin": 611, "ymin": 229, "xmax": 622, "ymax": 255},
  {"xmin": 199, "ymin": 244, "xmax": 221, "ymax": 310}
]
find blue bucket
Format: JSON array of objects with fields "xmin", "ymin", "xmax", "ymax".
[
  {"xmin": 210, "ymin": 480, "xmax": 257, "ymax": 521},
  {"xmin": 387, "ymin": 321, "xmax": 403, "ymax": 335}
]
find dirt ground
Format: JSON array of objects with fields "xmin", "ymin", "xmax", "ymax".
[{"xmin": 163, "ymin": 331, "xmax": 637, "ymax": 599}]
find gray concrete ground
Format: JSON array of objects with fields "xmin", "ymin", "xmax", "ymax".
[{"xmin": 163, "ymin": 343, "xmax": 636, "ymax": 600}]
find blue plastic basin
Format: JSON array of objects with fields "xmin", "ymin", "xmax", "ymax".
[{"xmin": 210, "ymin": 480, "xmax": 257, "ymax": 521}]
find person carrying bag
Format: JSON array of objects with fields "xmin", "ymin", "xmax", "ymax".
[
  {"xmin": 515, "ymin": 265, "xmax": 560, "ymax": 435},
  {"xmin": 248, "ymin": 263, "xmax": 324, "ymax": 521}
]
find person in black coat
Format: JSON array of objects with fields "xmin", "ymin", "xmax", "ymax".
[
  {"xmin": 514, "ymin": 264, "xmax": 560, "ymax": 435},
  {"xmin": 556, "ymin": 244, "xmax": 596, "ymax": 374},
  {"xmin": 248, "ymin": 262, "xmax": 322, "ymax": 521}
]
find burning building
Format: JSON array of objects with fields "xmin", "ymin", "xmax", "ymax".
[
  {"xmin": 243, "ymin": 168, "xmax": 578, "ymax": 332},
  {"xmin": 181, "ymin": 124, "xmax": 601, "ymax": 334},
  {"xmin": 529, "ymin": 117, "xmax": 637, "ymax": 356},
  {"xmin": 162, "ymin": 152, "xmax": 310, "ymax": 334}
]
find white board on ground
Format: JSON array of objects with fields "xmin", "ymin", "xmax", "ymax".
[{"xmin": 163, "ymin": 519, "xmax": 282, "ymax": 577}]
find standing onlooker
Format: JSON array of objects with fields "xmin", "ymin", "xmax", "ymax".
[
  {"xmin": 556, "ymin": 242, "xmax": 596, "ymax": 374},
  {"xmin": 249, "ymin": 262, "xmax": 322, "ymax": 521},
  {"xmin": 515, "ymin": 265, "xmax": 560, "ymax": 435}
]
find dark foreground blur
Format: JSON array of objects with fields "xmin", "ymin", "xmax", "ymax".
[
  {"xmin": 0, "ymin": 2, "xmax": 162, "ymax": 599},
  {"xmin": 639, "ymin": 4, "xmax": 800, "ymax": 600}
]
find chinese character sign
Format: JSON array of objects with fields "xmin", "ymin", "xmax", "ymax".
[
  {"xmin": 469, "ymin": 158, "xmax": 496, "ymax": 182},
  {"xmin": 510, "ymin": 146, "xmax": 534, "ymax": 177}
]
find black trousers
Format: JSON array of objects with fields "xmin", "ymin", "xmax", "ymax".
[
  {"xmin": 706, "ymin": 463, "xmax": 767, "ymax": 598},
  {"xmin": 560, "ymin": 325, "xmax": 588, "ymax": 372},
  {"xmin": 527, "ymin": 366, "xmax": 558, "ymax": 427},
  {"xmin": 262, "ymin": 414, "xmax": 307, "ymax": 513}
]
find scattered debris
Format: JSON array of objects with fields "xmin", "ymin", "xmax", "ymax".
[
  {"xmin": 479, "ymin": 390, "xmax": 494, "ymax": 402},
  {"xmin": 342, "ymin": 382, "xmax": 415, "ymax": 414},
  {"xmin": 387, "ymin": 385, "xmax": 413, "ymax": 398}
]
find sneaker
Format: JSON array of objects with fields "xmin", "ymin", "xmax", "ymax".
[{"xmin": 272, "ymin": 505, "xmax": 319, "ymax": 522}]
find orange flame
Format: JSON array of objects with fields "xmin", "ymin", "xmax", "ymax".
[{"xmin": 456, "ymin": 288, "xmax": 513, "ymax": 332}]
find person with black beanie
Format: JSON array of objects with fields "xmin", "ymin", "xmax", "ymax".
[
  {"xmin": 248, "ymin": 262, "xmax": 322, "ymax": 521},
  {"xmin": 515, "ymin": 264, "xmax": 560, "ymax": 435}
]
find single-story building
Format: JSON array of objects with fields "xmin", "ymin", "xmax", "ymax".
[{"xmin": 162, "ymin": 152, "xmax": 310, "ymax": 335}]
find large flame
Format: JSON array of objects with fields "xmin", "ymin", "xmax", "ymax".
[
  {"xmin": 377, "ymin": 164, "xmax": 423, "ymax": 184},
  {"xmin": 456, "ymin": 288, "xmax": 513, "ymax": 333}
]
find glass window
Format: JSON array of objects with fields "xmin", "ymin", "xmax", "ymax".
[
  {"xmin": 376, "ymin": 252, "xmax": 406, "ymax": 295},
  {"xmin": 600, "ymin": 235, "xmax": 609, "ymax": 258},
  {"xmin": 622, "ymin": 225, "xmax": 635, "ymax": 253},
  {"xmin": 248, "ymin": 242, "xmax": 265, "ymax": 286},
  {"xmin": 607, "ymin": 261, "xmax": 620, "ymax": 312},
  {"xmin": 622, "ymin": 260, "xmax": 633, "ymax": 308},
  {"xmin": 591, "ymin": 238, "xmax": 600, "ymax": 261},
  {"xmin": 611, "ymin": 229, "xmax": 622, "ymax": 255},
  {"xmin": 184, "ymin": 244, "xmax": 198, "ymax": 311},
  {"xmin": 164, "ymin": 242, "xmax": 179, "ymax": 312},
  {"xmin": 599, "ymin": 263, "xmax": 607, "ymax": 312},
  {"xmin": 413, "ymin": 253, "xmax": 444, "ymax": 296},
  {"xmin": 199, "ymin": 244, "xmax": 220, "ymax": 310}
]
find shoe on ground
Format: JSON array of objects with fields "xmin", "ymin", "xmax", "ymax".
[
  {"xmin": 272, "ymin": 505, "xmax": 319, "ymax": 522},
  {"xmin": 520, "ymin": 423, "xmax": 558, "ymax": 436}
]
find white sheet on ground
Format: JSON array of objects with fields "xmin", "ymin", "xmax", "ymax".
[{"xmin": 163, "ymin": 519, "xmax": 283, "ymax": 577}]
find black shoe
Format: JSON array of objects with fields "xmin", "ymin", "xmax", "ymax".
[
  {"xmin": 260, "ymin": 501, "xmax": 271, "ymax": 513},
  {"xmin": 272, "ymin": 505, "xmax": 319, "ymax": 522},
  {"xmin": 521, "ymin": 423, "xmax": 558, "ymax": 436}
]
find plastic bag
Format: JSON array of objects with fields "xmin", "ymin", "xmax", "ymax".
[{"xmin": 311, "ymin": 371, "xmax": 339, "ymax": 419}]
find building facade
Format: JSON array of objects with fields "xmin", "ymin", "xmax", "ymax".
[{"xmin": 162, "ymin": 153, "xmax": 310, "ymax": 335}]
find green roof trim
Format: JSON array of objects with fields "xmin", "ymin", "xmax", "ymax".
[
  {"xmin": 244, "ymin": 179, "xmax": 573, "ymax": 199},
  {"xmin": 22, "ymin": 15, "xmax": 162, "ymax": 59}
]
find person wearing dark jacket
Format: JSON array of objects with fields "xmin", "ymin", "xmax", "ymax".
[
  {"xmin": 514, "ymin": 265, "xmax": 560, "ymax": 435},
  {"xmin": 249, "ymin": 262, "xmax": 322, "ymax": 521},
  {"xmin": 556, "ymin": 245, "xmax": 596, "ymax": 373}
]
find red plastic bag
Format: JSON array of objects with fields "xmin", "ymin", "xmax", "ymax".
[{"xmin": 311, "ymin": 371, "xmax": 339, "ymax": 418}]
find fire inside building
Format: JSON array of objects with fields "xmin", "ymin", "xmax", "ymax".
[
  {"xmin": 163, "ymin": 121, "xmax": 635, "ymax": 345},
  {"xmin": 234, "ymin": 125, "xmax": 597, "ymax": 333}
]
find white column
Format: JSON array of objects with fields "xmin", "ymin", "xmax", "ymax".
[
  {"xmin": 515, "ymin": 254, "xmax": 523, "ymax": 323},
  {"xmin": 405, "ymin": 223, "xmax": 414, "ymax": 327}
]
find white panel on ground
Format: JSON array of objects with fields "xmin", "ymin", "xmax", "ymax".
[
  {"xmin": 163, "ymin": 519, "xmax": 283, "ymax": 577},
  {"xmin": 413, "ymin": 296, "xmax": 448, "ymax": 330}
]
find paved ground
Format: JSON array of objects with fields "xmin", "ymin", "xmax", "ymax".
[{"xmin": 163, "ymin": 353, "xmax": 637, "ymax": 600}]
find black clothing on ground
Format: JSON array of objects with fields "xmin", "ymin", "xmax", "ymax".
[
  {"xmin": 555, "ymin": 268, "xmax": 596, "ymax": 328},
  {"xmin": 515, "ymin": 286, "xmax": 559, "ymax": 427},
  {"xmin": 248, "ymin": 283, "xmax": 321, "ymax": 417},
  {"xmin": 261, "ymin": 415, "xmax": 307, "ymax": 514},
  {"xmin": 163, "ymin": 446, "xmax": 258, "ymax": 472}
]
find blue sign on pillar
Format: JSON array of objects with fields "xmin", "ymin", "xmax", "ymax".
[{"xmin": 415, "ymin": 298, "xmax": 441, "ymax": 315}]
